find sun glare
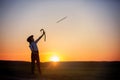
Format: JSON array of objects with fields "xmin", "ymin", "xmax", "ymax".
[{"xmin": 50, "ymin": 55, "xmax": 60, "ymax": 62}]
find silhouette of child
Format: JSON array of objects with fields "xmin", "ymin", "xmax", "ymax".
[{"xmin": 27, "ymin": 31, "xmax": 45, "ymax": 75}]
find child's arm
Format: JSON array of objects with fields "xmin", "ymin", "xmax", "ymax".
[{"xmin": 35, "ymin": 31, "xmax": 45, "ymax": 43}]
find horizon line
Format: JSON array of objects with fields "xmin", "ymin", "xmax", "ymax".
[{"xmin": 0, "ymin": 60, "xmax": 120, "ymax": 63}]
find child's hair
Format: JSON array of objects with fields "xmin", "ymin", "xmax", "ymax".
[{"xmin": 27, "ymin": 35, "xmax": 33, "ymax": 43}]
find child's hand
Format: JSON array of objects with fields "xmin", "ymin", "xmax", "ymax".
[
  {"xmin": 43, "ymin": 30, "xmax": 45, "ymax": 35},
  {"xmin": 40, "ymin": 29, "xmax": 45, "ymax": 35}
]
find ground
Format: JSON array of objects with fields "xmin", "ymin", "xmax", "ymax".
[{"xmin": 0, "ymin": 61, "xmax": 119, "ymax": 80}]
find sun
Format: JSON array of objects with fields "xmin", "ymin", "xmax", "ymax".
[{"xmin": 50, "ymin": 55, "xmax": 60, "ymax": 62}]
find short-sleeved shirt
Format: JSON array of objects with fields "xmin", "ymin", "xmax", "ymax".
[{"xmin": 29, "ymin": 42, "xmax": 38, "ymax": 52}]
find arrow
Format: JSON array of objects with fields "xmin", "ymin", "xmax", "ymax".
[{"xmin": 56, "ymin": 16, "xmax": 67, "ymax": 23}]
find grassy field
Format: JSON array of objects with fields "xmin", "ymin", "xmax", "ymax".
[{"xmin": 0, "ymin": 60, "xmax": 119, "ymax": 80}]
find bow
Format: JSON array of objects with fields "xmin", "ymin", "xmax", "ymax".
[{"xmin": 40, "ymin": 29, "xmax": 46, "ymax": 41}]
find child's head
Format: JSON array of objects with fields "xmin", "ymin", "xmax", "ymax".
[{"xmin": 27, "ymin": 35, "xmax": 34, "ymax": 43}]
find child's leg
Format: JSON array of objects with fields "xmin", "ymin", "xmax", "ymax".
[
  {"xmin": 31, "ymin": 53, "xmax": 35, "ymax": 74},
  {"xmin": 36, "ymin": 54, "xmax": 42, "ymax": 75}
]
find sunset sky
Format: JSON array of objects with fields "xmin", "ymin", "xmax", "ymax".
[{"xmin": 0, "ymin": 0, "xmax": 119, "ymax": 62}]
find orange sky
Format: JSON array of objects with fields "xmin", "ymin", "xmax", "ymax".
[{"xmin": 0, "ymin": 0, "xmax": 119, "ymax": 62}]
